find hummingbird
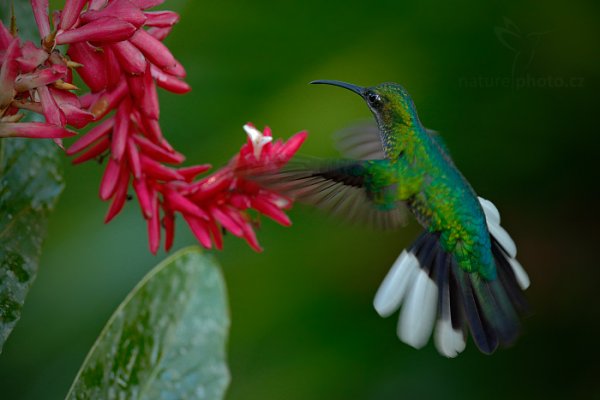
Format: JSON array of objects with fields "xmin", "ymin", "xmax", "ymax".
[{"xmin": 271, "ymin": 80, "xmax": 530, "ymax": 357}]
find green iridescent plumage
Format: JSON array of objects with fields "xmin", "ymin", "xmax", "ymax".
[
  {"xmin": 316, "ymin": 81, "xmax": 496, "ymax": 278},
  {"xmin": 272, "ymin": 80, "xmax": 530, "ymax": 356}
]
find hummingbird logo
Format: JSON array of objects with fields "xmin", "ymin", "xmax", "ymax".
[{"xmin": 494, "ymin": 17, "xmax": 550, "ymax": 77}]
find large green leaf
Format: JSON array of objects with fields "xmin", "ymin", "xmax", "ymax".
[
  {"xmin": 0, "ymin": 138, "xmax": 64, "ymax": 353},
  {"xmin": 66, "ymin": 247, "xmax": 230, "ymax": 400}
]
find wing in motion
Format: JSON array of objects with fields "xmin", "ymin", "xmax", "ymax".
[
  {"xmin": 258, "ymin": 158, "xmax": 409, "ymax": 230},
  {"xmin": 333, "ymin": 121, "xmax": 386, "ymax": 160},
  {"xmin": 334, "ymin": 121, "xmax": 450, "ymax": 161}
]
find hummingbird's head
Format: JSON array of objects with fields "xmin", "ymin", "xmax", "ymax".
[{"xmin": 310, "ymin": 80, "xmax": 420, "ymax": 129}]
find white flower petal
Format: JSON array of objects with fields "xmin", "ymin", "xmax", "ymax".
[{"xmin": 243, "ymin": 124, "xmax": 272, "ymax": 159}]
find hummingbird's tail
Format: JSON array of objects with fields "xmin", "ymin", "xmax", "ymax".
[{"xmin": 373, "ymin": 197, "xmax": 530, "ymax": 357}]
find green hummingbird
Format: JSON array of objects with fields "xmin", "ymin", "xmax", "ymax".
[{"xmin": 272, "ymin": 80, "xmax": 530, "ymax": 357}]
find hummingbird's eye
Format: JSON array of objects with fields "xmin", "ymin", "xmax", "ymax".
[{"xmin": 367, "ymin": 92, "xmax": 382, "ymax": 107}]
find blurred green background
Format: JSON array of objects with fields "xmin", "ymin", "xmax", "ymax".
[{"xmin": 1, "ymin": 0, "xmax": 599, "ymax": 398}]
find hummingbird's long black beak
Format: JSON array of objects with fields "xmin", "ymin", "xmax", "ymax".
[{"xmin": 310, "ymin": 80, "xmax": 365, "ymax": 97}]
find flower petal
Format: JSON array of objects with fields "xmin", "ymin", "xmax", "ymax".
[
  {"xmin": 111, "ymin": 39, "xmax": 147, "ymax": 75},
  {"xmin": 162, "ymin": 208, "xmax": 175, "ymax": 251},
  {"xmin": 81, "ymin": 0, "xmax": 147, "ymax": 28},
  {"xmin": 131, "ymin": 0, "xmax": 166, "ymax": 9},
  {"xmin": 111, "ymin": 98, "xmax": 131, "ymax": 160},
  {"xmin": 61, "ymin": 103, "xmax": 95, "ymax": 128},
  {"xmin": 67, "ymin": 41, "xmax": 108, "ymax": 92},
  {"xmin": 129, "ymin": 28, "xmax": 176, "ymax": 69},
  {"xmin": 37, "ymin": 85, "xmax": 66, "ymax": 126},
  {"xmin": 140, "ymin": 154, "xmax": 184, "ymax": 181},
  {"xmin": 133, "ymin": 134, "xmax": 185, "ymax": 164},
  {"xmin": 16, "ymin": 41, "xmax": 49, "ymax": 73},
  {"xmin": 128, "ymin": 65, "xmax": 159, "ymax": 119},
  {"xmin": 0, "ymin": 20, "xmax": 12, "ymax": 48},
  {"xmin": 163, "ymin": 187, "xmax": 209, "ymax": 220},
  {"xmin": 79, "ymin": 91, "xmax": 100, "ymax": 108},
  {"xmin": 139, "ymin": 116, "xmax": 165, "ymax": 144},
  {"xmin": 183, "ymin": 215, "xmax": 212, "ymax": 249},
  {"xmin": 14, "ymin": 64, "xmax": 68, "ymax": 92},
  {"xmin": 0, "ymin": 38, "xmax": 20, "ymax": 109},
  {"xmin": 55, "ymin": 17, "xmax": 136, "ymax": 45},
  {"xmin": 189, "ymin": 170, "xmax": 233, "ymax": 201},
  {"xmin": 279, "ymin": 131, "xmax": 308, "ymax": 161},
  {"xmin": 126, "ymin": 138, "xmax": 142, "ymax": 179},
  {"xmin": 177, "ymin": 164, "xmax": 211, "ymax": 181},
  {"xmin": 90, "ymin": 79, "xmax": 128, "ymax": 118},
  {"xmin": 103, "ymin": 45, "xmax": 122, "ymax": 89},
  {"xmin": 207, "ymin": 218, "xmax": 223, "ymax": 250},
  {"xmin": 67, "ymin": 117, "xmax": 114, "ymax": 154},
  {"xmin": 225, "ymin": 211, "xmax": 262, "ymax": 252},
  {"xmin": 99, "ymin": 158, "xmax": 123, "ymax": 200},
  {"xmin": 147, "ymin": 192, "xmax": 161, "ymax": 254},
  {"xmin": 251, "ymin": 197, "xmax": 291, "ymax": 226},
  {"xmin": 150, "ymin": 65, "xmax": 190, "ymax": 94},
  {"xmin": 133, "ymin": 177, "xmax": 153, "ymax": 218},
  {"xmin": 60, "ymin": 0, "xmax": 88, "ymax": 30},
  {"xmin": 31, "ymin": 0, "xmax": 51, "ymax": 39},
  {"xmin": 0, "ymin": 122, "xmax": 75, "ymax": 138},
  {"xmin": 144, "ymin": 11, "xmax": 180, "ymax": 27},
  {"xmin": 89, "ymin": 0, "xmax": 107, "ymax": 11},
  {"xmin": 105, "ymin": 160, "xmax": 131, "ymax": 223},
  {"xmin": 147, "ymin": 26, "xmax": 172, "ymax": 41},
  {"xmin": 161, "ymin": 59, "xmax": 185, "ymax": 77},
  {"xmin": 210, "ymin": 205, "xmax": 244, "ymax": 237},
  {"xmin": 71, "ymin": 136, "xmax": 110, "ymax": 164}
]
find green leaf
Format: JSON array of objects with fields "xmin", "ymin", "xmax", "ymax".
[
  {"xmin": 66, "ymin": 247, "xmax": 231, "ymax": 400},
  {"xmin": 0, "ymin": 138, "xmax": 64, "ymax": 353}
]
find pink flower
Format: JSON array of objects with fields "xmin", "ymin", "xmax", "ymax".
[
  {"xmin": 166, "ymin": 124, "xmax": 306, "ymax": 252},
  {"xmin": 36, "ymin": 0, "xmax": 192, "ymax": 187},
  {"xmin": 68, "ymin": 122, "xmax": 307, "ymax": 253},
  {"xmin": 3, "ymin": 1, "xmax": 309, "ymax": 255},
  {"xmin": 0, "ymin": 122, "xmax": 75, "ymax": 138},
  {"xmin": 0, "ymin": 21, "xmax": 81, "ymax": 140}
]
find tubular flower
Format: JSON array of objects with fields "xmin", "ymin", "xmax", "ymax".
[
  {"xmin": 69, "ymin": 123, "xmax": 307, "ymax": 253},
  {"xmin": 0, "ymin": 21, "xmax": 80, "ymax": 140},
  {"xmin": 2, "ymin": 1, "xmax": 309, "ymax": 253},
  {"xmin": 170, "ymin": 124, "xmax": 307, "ymax": 252}
]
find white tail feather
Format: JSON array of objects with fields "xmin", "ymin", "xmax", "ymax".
[
  {"xmin": 478, "ymin": 196, "xmax": 500, "ymax": 225},
  {"xmin": 373, "ymin": 251, "xmax": 419, "ymax": 317},
  {"xmin": 434, "ymin": 319, "xmax": 466, "ymax": 358},
  {"xmin": 508, "ymin": 258, "xmax": 530, "ymax": 290},
  {"xmin": 398, "ymin": 269, "xmax": 438, "ymax": 349},
  {"xmin": 479, "ymin": 196, "xmax": 530, "ymax": 290},
  {"xmin": 370, "ymin": 198, "xmax": 528, "ymax": 357},
  {"xmin": 479, "ymin": 197, "xmax": 517, "ymax": 258},
  {"xmin": 487, "ymin": 223, "xmax": 517, "ymax": 258}
]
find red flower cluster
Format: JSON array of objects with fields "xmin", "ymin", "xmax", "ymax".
[
  {"xmin": 0, "ymin": 19, "xmax": 80, "ymax": 140},
  {"xmin": 150, "ymin": 124, "xmax": 307, "ymax": 253},
  {"xmin": 1, "ymin": 0, "xmax": 307, "ymax": 253}
]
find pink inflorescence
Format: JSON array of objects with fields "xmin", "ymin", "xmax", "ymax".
[
  {"xmin": 0, "ymin": 0, "xmax": 307, "ymax": 253},
  {"xmin": 152, "ymin": 123, "xmax": 307, "ymax": 253},
  {"xmin": 0, "ymin": 18, "xmax": 81, "ymax": 140}
]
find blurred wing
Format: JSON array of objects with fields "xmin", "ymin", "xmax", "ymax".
[
  {"xmin": 333, "ymin": 121, "xmax": 386, "ymax": 160},
  {"xmin": 261, "ymin": 158, "xmax": 409, "ymax": 230},
  {"xmin": 334, "ymin": 121, "xmax": 452, "ymax": 163},
  {"xmin": 426, "ymin": 128, "xmax": 454, "ymax": 165}
]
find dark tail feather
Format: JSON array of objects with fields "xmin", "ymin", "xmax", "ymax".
[
  {"xmin": 492, "ymin": 239, "xmax": 530, "ymax": 314},
  {"xmin": 454, "ymin": 263, "xmax": 499, "ymax": 354},
  {"xmin": 373, "ymin": 230, "xmax": 529, "ymax": 357}
]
